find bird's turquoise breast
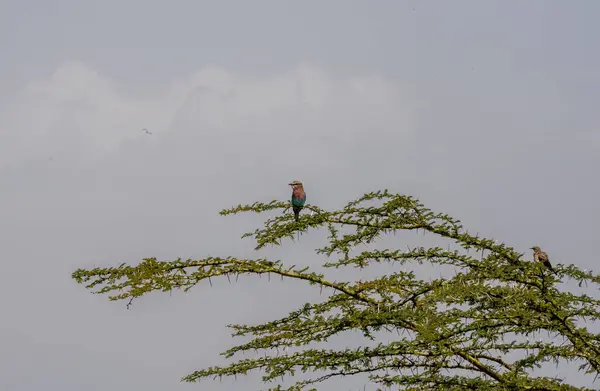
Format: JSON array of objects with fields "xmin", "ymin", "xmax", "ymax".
[{"xmin": 291, "ymin": 196, "xmax": 306, "ymax": 207}]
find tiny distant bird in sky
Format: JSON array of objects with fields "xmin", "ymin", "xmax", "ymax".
[
  {"xmin": 142, "ymin": 128, "xmax": 152, "ymax": 135},
  {"xmin": 531, "ymin": 246, "xmax": 554, "ymax": 273},
  {"xmin": 289, "ymin": 180, "xmax": 306, "ymax": 222}
]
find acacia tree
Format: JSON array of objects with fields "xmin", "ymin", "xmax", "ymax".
[{"xmin": 72, "ymin": 190, "xmax": 600, "ymax": 390}]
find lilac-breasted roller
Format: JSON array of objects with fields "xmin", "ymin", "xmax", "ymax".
[{"xmin": 289, "ymin": 180, "xmax": 306, "ymax": 221}]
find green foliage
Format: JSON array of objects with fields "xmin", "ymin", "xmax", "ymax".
[{"xmin": 72, "ymin": 190, "xmax": 600, "ymax": 390}]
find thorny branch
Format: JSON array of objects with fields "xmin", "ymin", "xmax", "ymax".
[{"xmin": 72, "ymin": 190, "xmax": 600, "ymax": 391}]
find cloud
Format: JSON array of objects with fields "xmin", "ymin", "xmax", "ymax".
[{"xmin": 0, "ymin": 61, "xmax": 411, "ymax": 170}]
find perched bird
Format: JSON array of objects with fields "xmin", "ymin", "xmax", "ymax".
[
  {"xmin": 531, "ymin": 246, "xmax": 554, "ymax": 272},
  {"xmin": 289, "ymin": 180, "xmax": 306, "ymax": 221}
]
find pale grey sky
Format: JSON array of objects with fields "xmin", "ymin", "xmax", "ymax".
[{"xmin": 1, "ymin": 1, "xmax": 599, "ymax": 390}]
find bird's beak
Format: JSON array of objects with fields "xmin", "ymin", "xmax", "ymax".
[{"xmin": 529, "ymin": 247, "xmax": 534, "ymax": 250}]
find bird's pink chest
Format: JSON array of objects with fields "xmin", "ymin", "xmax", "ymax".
[{"xmin": 293, "ymin": 188, "xmax": 305, "ymax": 199}]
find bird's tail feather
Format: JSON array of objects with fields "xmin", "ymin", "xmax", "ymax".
[
  {"xmin": 293, "ymin": 206, "xmax": 301, "ymax": 222},
  {"xmin": 292, "ymin": 206, "xmax": 301, "ymax": 241}
]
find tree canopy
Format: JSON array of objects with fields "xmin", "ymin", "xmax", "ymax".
[{"xmin": 72, "ymin": 190, "xmax": 600, "ymax": 390}]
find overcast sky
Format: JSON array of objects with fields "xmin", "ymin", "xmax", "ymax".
[{"xmin": 1, "ymin": 1, "xmax": 599, "ymax": 390}]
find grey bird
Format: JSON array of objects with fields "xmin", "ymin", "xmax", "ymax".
[{"xmin": 531, "ymin": 246, "xmax": 554, "ymax": 272}]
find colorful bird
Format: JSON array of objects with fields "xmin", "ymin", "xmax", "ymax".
[
  {"xmin": 531, "ymin": 246, "xmax": 554, "ymax": 272},
  {"xmin": 289, "ymin": 180, "xmax": 306, "ymax": 222}
]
